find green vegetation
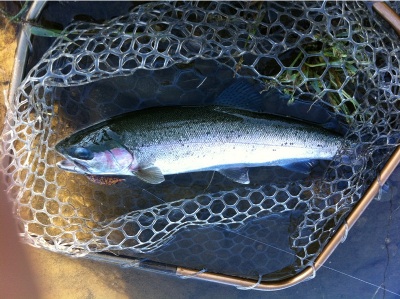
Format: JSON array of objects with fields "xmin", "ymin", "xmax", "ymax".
[
  {"xmin": 270, "ymin": 34, "xmax": 368, "ymax": 120},
  {"xmin": 0, "ymin": 1, "xmax": 70, "ymax": 41}
]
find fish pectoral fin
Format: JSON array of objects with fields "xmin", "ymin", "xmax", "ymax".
[
  {"xmin": 133, "ymin": 166, "xmax": 165, "ymax": 184},
  {"xmin": 218, "ymin": 168, "xmax": 250, "ymax": 184}
]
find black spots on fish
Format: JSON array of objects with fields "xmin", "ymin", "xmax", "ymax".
[{"xmin": 280, "ymin": 142, "xmax": 295, "ymax": 146}]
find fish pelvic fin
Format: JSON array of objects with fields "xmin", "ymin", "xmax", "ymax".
[
  {"xmin": 218, "ymin": 168, "xmax": 250, "ymax": 184},
  {"xmin": 134, "ymin": 166, "xmax": 165, "ymax": 184}
]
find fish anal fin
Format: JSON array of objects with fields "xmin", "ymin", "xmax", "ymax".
[
  {"xmin": 218, "ymin": 168, "xmax": 250, "ymax": 184},
  {"xmin": 281, "ymin": 161, "xmax": 316, "ymax": 174},
  {"xmin": 134, "ymin": 166, "xmax": 165, "ymax": 184}
]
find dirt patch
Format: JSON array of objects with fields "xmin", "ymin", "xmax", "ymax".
[
  {"xmin": 0, "ymin": 5, "xmax": 134, "ymax": 298},
  {"xmin": 0, "ymin": 4, "xmax": 18, "ymax": 132}
]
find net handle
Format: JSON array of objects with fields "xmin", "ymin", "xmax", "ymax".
[
  {"xmin": 372, "ymin": 1, "xmax": 400, "ymax": 36},
  {"xmin": 176, "ymin": 145, "xmax": 400, "ymax": 290}
]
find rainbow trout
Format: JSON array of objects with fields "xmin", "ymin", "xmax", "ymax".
[{"xmin": 55, "ymin": 105, "xmax": 344, "ymax": 184}]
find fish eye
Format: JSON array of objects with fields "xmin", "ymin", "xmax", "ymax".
[{"xmin": 72, "ymin": 147, "xmax": 94, "ymax": 160}]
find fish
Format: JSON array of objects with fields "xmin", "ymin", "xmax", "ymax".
[{"xmin": 55, "ymin": 105, "xmax": 345, "ymax": 185}]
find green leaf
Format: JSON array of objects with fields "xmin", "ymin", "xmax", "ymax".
[
  {"xmin": 29, "ymin": 25, "xmax": 64, "ymax": 38},
  {"xmin": 28, "ymin": 25, "xmax": 76, "ymax": 44},
  {"xmin": 9, "ymin": 1, "xmax": 30, "ymax": 22}
]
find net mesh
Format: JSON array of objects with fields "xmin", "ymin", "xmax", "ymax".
[{"xmin": 1, "ymin": 1, "xmax": 400, "ymax": 281}]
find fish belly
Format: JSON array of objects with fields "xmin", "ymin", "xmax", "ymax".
[{"xmin": 143, "ymin": 139, "xmax": 338, "ymax": 176}]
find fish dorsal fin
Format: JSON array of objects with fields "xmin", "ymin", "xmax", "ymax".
[
  {"xmin": 134, "ymin": 166, "xmax": 165, "ymax": 184},
  {"xmin": 218, "ymin": 168, "xmax": 250, "ymax": 184},
  {"xmin": 215, "ymin": 79, "xmax": 265, "ymax": 112}
]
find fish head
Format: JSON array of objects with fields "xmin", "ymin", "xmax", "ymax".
[{"xmin": 55, "ymin": 127, "xmax": 136, "ymax": 176}]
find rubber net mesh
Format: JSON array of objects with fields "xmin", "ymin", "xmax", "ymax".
[{"xmin": 1, "ymin": 1, "xmax": 400, "ymax": 281}]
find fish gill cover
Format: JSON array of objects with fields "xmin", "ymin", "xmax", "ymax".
[{"xmin": 1, "ymin": 1, "xmax": 399, "ymax": 282}]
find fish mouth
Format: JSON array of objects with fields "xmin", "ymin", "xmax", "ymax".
[{"xmin": 56, "ymin": 159, "xmax": 87, "ymax": 174}]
